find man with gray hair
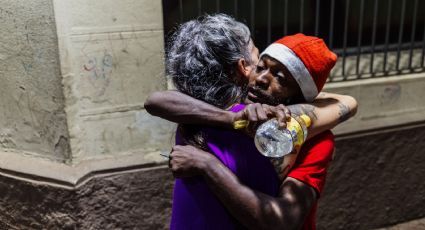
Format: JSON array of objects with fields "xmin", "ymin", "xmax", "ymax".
[
  {"xmin": 166, "ymin": 14, "xmax": 256, "ymax": 109},
  {"xmin": 146, "ymin": 14, "xmax": 356, "ymax": 229}
]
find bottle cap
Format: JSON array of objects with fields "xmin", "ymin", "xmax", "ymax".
[{"xmin": 299, "ymin": 114, "xmax": 311, "ymax": 127}]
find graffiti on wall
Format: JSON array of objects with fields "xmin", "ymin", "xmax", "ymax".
[{"xmin": 82, "ymin": 51, "xmax": 113, "ymax": 97}]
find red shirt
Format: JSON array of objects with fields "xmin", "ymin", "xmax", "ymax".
[{"xmin": 288, "ymin": 130, "xmax": 335, "ymax": 230}]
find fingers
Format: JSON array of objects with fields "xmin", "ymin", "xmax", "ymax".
[
  {"xmin": 244, "ymin": 103, "xmax": 268, "ymax": 122},
  {"xmin": 241, "ymin": 103, "xmax": 291, "ymax": 130},
  {"xmin": 245, "ymin": 103, "xmax": 259, "ymax": 122},
  {"xmin": 168, "ymin": 149, "xmax": 174, "ymax": 169},
  {"xmin": 258, "ymin": 103, "xmax": 290, "ymax": 129},
  {"xmin": 169, "ymin": 146, "xmax": 180, "ymax": 169},
  {"xmin": 169, "ymin": 148, "xmax": 180, "ymax": 177},
  {"xmin": 275, "ymin": 104, "xmax": 290, "ymax": 129},
  {"xmin": 169, "ymin": 145, "xmax": 205, "ymax": 178},
  {"xmin": 254, "ymin": 104, "xmax": 268, "ymax": 121}
]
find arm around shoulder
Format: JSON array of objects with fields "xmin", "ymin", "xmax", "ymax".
[
  {"xmin": 287, "ymin": 92, "xmax": 358, "ymax": 139},
  {"xmin": 317, "ymin": 92, "xmax": 358, "ymax": 120},
  {"xmin": 144, "ymin": 90, "xmax": 235, "ymax": 128}
]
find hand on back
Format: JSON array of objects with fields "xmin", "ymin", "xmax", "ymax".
[{"xmin": 169, "ymin": 145, "xmax": 216, "ymax": 178}]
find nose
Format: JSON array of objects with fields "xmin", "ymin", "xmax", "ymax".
[{"xmin": 255, "ymin": 71, "xmax": 272, "ymax": 90}]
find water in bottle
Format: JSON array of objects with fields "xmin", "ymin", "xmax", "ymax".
[{"xmin": 254, "ymin": 114, "xmax": 311, "ymax": 158}]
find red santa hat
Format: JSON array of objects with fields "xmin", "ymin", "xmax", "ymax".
[{"xmin": 260, "ymin": 33, "xmax": 337, "ymax": 102}]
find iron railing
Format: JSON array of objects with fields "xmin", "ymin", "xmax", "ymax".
[{"xmin": 162, "ymin": 0, "xmax": 425, "ymax": 82}]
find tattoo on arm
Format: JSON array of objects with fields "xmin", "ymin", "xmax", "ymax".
[
  {"xmin": 287, "ymin": 104, "xmax": 318, "ymax": 121},
  {"xmin": 338, "ymin": 103, "xmax": 351, "ymax": 122},
  {"xmin": 270, "ymin": 158, "xmax": 291, "ymax": 181},
  {"xmin": 270, "ymin": 158, "xmax": 283, "ymax": 180}
]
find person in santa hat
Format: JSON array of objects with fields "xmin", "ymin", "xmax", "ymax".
[
  {"xmin": 244, "ymin": 33, "xmax": 344, "ymax": 181},
  {"xmin": 248, "ymin": 33, "xmax": 338, "ymax": 105},
  {"xmin": 146, "ymin": 14, "xmax": 357, "ymax": 230}
]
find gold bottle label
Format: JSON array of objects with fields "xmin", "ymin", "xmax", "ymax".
[{"xmin": 285, "ymin": 117, "xmax": 305, "ymax": 153}]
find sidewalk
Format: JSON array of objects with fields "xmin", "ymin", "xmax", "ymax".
[{"xmin": 374, "ymin": 218, "xmax": 425, "ymax": 230}]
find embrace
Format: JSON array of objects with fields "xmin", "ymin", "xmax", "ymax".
[{"xmin": 145, "ymin": 14, "xmax": 358, "ymax": 230}]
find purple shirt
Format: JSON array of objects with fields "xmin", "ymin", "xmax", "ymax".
[{"xmin": 170, "ymin": 104, "xmax": 279, "ymax": 229}]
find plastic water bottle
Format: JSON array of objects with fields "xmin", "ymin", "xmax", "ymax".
[{"xmin": 254, "ymin": 114, "xmax": 311, "ymax": 158}]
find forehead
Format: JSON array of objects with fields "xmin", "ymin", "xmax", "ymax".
[
  {"xmin": 249, "ymin": 40, "xmax": 259, "ymax": 53},
  {"xmin": 261, "ymin": 55, "xmax": 290, "ymax": 75}
]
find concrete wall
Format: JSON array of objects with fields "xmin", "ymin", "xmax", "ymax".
[
  {"xmin": 326, "ymin": 74, "xmax": 425, "ymax": 135},
  {"xmin": 0, "ymin": 165, "xmax": 173, "ymax": 229},
  {"xmin": 319, "ymin": 73, "xmax": 425, "ymax": 228},
  {"xmin": 318, "ymin": 123, "xmax": 425, "ymax": 230},
  {"xmin": 53, "ymin": 0, "xmax": 175, "ymax": 164},
  {"xmin": 0, "ymin": 0, "xmax": 70, "ymax": 162},
  {"xmin": 0, "ymin": 0, "xmax": 175, "ymax": 188}
]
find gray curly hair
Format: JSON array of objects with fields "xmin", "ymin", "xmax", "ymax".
[{"xmin": 166, "ymin": 14, "xmax": 253, "ymax": 109}]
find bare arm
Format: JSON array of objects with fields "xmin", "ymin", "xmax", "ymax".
[
  {"xmin": 145, "ymin": 90, "xmax": 358, "ymax": 139},
  {"xmin": 145, "ymin": 90, "xmax": 291, "ymax": 136},
  {"xmin": 267, "ymin": 92, "xmax": 357, "ymax": 180},
  {"xmin": 205, "ymin": 161, "xmax": 315, "ymax": 230},
  {"xmin": 144, "ymin": 90, "xmax": 235, "ymax": 129},
  {"xmin": 288, "ymin": 92, "xmax": 358, "ymax": 140},
  {"xmin": 171, "ymin": 145, "xmax": 317, "ymax": 230}
]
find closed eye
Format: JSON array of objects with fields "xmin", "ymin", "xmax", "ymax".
[{"xmin": 256, "ymin": 65, "xmax": 265, "ymax": 73}]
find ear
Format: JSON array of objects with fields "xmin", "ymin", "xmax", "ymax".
[{"xmin": 236, "ymin": 58, "xmax": 253, "ymax": 79}]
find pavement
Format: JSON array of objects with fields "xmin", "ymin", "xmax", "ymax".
[{"xmin": 374, "ymin": 218, "xmax": 425, "ymax": 230}]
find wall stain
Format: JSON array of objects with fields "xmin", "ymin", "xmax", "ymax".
[{"xmin": 379, "ymin": 84, "xmax": 401, "ymax": 105}]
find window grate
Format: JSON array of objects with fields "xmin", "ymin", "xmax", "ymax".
[{"xmin": 163, "ymin": 0, "xmax": 425, "ymax": 82}]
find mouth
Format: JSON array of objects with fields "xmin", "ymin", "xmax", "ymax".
[{"xmin": 248, "ymin": 87, "xmax": 277, "ymax": 105}]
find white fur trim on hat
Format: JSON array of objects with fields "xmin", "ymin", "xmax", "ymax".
[{"xmin": 260, "ymin": 43, "xmax": 318, "ymax": 102}]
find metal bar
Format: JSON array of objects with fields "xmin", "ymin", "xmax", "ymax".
[
  {"xmin": 370, "ymin": 0, "xmax": 379, "ymax": 75},
  {"xmin": 234, "ymin": 0, "xmax": 238, "ymax": 18},
  {"xmin": 216, "ymin": 0, "xmax": 220, "ymax": 12},
  {"xmin": 409, "ymin": 0, "xmax": 418, "ymax": 69},
  {"xmin": 383, "ymin": 0, "xmax": 392, "ymax": 72},
  {"xmin": 396, "ymin": 0, "xmax": 406, "ymax": 71},
  {"xmin": 300, "ymin": 0, "xmax": 304, "ymax": 33},
  {"xmin": 251, "ymin": 0, "xmax": 255, "ymax": 34},
  {"xmin": 356, "ymin": 0, "xmax": 365, "ymax": 76},
  {"xmin": 342, "ymin": 0, "xmax": 350, "ymax": 78},
  {"xmin": 284, "ymin": 0, "xmax": 288, "ymax": 35},
  {"xmin": 179, "ymin": 0, "xmax": 183, "ymax": 23},
  {"xmin": 315, "ymin": 0, "xmax": 320, "ymax": 36},
  {"xmin": 329, "ymin": 0, "xmax": 335, "ymax": 49},
  {"xmin": 267, "ymin": 0, "xmax": 271, "ymax": 44},
  {"xmin": 423, "ymin": 15, "xmax": 425, "ymax": 68},
  {"xmin": 198, "ymin": 0, "xmax": 202, "ymax": 16}
]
